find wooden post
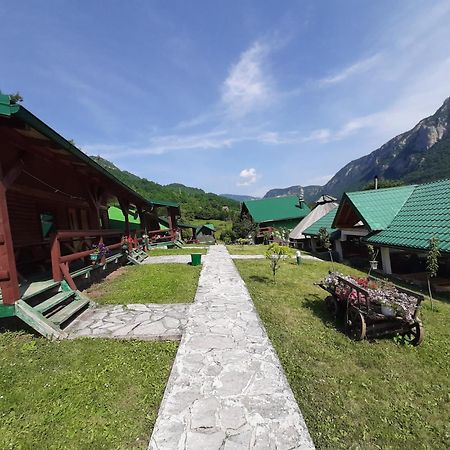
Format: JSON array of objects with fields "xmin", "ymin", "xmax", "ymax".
[
  {"xmin": 0, "ymin": 182, "xmax": 20, "ymax": 304},
  {"xmin": 119, "ymin": 199, "xmax": 130, "ymax": 236},
  {"xmin": 381, "ymin": 247, "xmax": 392, "ymax": 274},
  {"xmin": 50, "ymin": 233, "xmax": 63, "ymax": 281}
]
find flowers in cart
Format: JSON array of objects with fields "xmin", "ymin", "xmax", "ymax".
[{"xmin": 320, "ymin": 272, "xmax": 419, "ymax": 323}]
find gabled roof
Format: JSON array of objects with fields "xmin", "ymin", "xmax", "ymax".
[
  {"xmin": 242, "ymin": 195, "xmax": 311, "ymax": 223},
  {"xmin": 304, "ymin": 208, "xmax": 338, "ymax": 237},
  {"xmin": 367, "ymin": 179, "xmax": 450, "ymax": 252},
  {"xmin": 289, "ymin": 201, "xmax": 338, "ymax": 240},
  {"xmin": 333, "ymin": 185, "xmax": 416, "ymax": 231},
  {"xmin": 196, "ymin": 223, "xmax": 215, "ymax": 233},
  {"xmin": 0, "ymin": 94, "xmax": 180, "ymax": 214}
]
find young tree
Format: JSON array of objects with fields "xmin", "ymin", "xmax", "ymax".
[
  {"xmin": 426, "ymin": 235, "xmax": 440, "ymax": 311},
  {"xmin": 265, "ymin": 243, "xmax": 294, "ymax": 282},
  {"xmin": 232, "ymin": 215, "xmax": 256, "ymax": 240},
  {"xmin": 318, "ymin": 227, "xmax": 334, "ymax": 267}
]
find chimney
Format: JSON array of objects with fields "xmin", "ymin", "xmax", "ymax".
[{"xmin": 374, "ymin": 176, "xmax": 378, "ymax": 190}]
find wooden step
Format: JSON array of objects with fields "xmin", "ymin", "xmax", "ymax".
[
  {"xmin": 34, "ymin": 291, "xmax": 75, "ymax": 314},
  {"xmin": 49, "ymin": 298, "xmax": 89, "ymax": 326}
]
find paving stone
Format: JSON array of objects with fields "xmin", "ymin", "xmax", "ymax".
[{"xmin": 149, "ymin": 245, "xmax": 314, "ymax": 449}]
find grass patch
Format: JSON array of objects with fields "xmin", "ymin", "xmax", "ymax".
[
  {"xmin": 147, "ymin": 247, "xmax": 207, "ymax": 256},
  {"xmin": 226, "ymin": 244, "xmax": 269, "ymax": 255},
  {"xmin": 86, "ymin": 264, "xmax": 201, "ymax": 305},
  {"xmin": 235, "ymin": 259, "xmax": 450, "ymax": 449},
  {"xmin": 0, "ymin": 332, "xmax": 177, "ymax": 449}
]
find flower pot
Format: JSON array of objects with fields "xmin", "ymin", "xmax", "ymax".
[
  {"xmin": 381, "ymin": 304, "xmax": 396, "ymax": 317},
  {"xmin": 90, "ymin": 253, "xmax": 99, "ymax": 264},
  {"xmin": 370, "ymin": 260, "xmax": 378, "ymax": 270}
]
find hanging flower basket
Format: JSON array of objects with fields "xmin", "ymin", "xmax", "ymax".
[{"xmin": 90, "ymin": 253, "xmax": 99, "ymax": 263}]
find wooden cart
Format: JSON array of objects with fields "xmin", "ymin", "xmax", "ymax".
[{"xmin": 319, "ymin": 275, "xmax": 424, "ymax": 345}]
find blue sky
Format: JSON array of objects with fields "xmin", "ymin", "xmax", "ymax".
[{"xmin": 2, "ymin": 1, "xmax": 450, "ymax": 196}]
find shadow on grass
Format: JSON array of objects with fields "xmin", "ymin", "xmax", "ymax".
[
  {"xmin": 303, "ymin": 294, "xmax": 347, "ymax": 333},
  {"xmin": 249, "ymin": 275, "xmax": 272, "ymax": 283}
]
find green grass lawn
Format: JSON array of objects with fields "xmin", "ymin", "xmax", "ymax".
[
  {"xmin": 0, "ymin": 333, "xmax": 177, "ymax": 449},
  {"xmin": 226, "ymin": 244, "xmax": 269, "ymax": 255},
  {"xmin": 147, "ymin": 247, "xmax": 207, "ymax": 256},
  {"xmin": 235, "ymin": 259, "xmax": 450, "ymax": 449},
  {"xmin": 86, "ymin": 264, "xmax": 201, "ymax": 305}
]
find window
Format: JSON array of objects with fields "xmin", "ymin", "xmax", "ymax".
[{"xmin": 40, "ymin": 212, "xmax": 55, "ymax": 239}]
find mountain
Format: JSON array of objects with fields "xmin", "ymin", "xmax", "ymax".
[
  {"xmin": 90, "ymin": 156, "xmax": 239, "ymax": 220},
  {"xmin": 264, "ymin": 96, "xmax": 450, "ymax": 199},
  {"xmin": 263, "ymin": 185, "xmax": 322, "ymax": 203},
  {"xmin": 220, "ymin": 194, "xmax": 260, "ymax": 202},
  {"xmin": 322, "ymin": 97, "xmax": 450, "ymax": 196}
]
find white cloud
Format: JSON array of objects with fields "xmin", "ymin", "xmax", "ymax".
[
  {"xmin": 318, "ymin": 54, "xmax": 381, "ymax": 86},
  {"xmin": 237, "ymin": 168, "xmax": 259, "ymax": 186},
  {"xmin": 221, "ymin": 41, "xmax": 273, "ymax": 118}
]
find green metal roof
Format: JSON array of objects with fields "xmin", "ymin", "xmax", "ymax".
[
  {"xmin": 108, "ymin": 206, "xmax": 140, "ymax": 224},
  {"xmin": 195, "ymin": 223, "xmax": 215, "ymax": 234},
  {"xmin": 336, "ymin": 185, "xmax": 416, "ymax": 231},
  {"xmin": 147, "ymin": 198, "xmax": 180, "ymax": 208},
  {"xmin": 367, "ymin": 179, "xmax": 450, "ymax": 253},
  {"xmin": 243, "ymin": 196, "xmax": 311, "ymax": 224},
  {"xmin": 303, "ymin": 208, "xmax": 338, "ymax": 237}
]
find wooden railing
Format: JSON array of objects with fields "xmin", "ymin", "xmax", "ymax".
[
  {"xmin": 257, "ymin": 226, "xmax": 274, "ymax": 237},
  {"xmin": 51, "ymin": 229, "xmax": 124, "ymax": 290}
]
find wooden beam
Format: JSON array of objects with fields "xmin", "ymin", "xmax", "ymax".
[{"xmin": 0, "ymin": 171, "xmax": 20, "ymax": 304}]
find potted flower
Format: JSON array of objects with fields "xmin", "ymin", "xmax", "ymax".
[
  {"xmin": 367, "ymin": 245, "xmax": 379, "ymax": 272},
  {"xmin": 91, "ymin": 242, "xmax": 110, "ymax": 265}
]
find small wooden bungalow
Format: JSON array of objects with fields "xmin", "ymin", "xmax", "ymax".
[
  {"xmin": 0, "ymin": 94, "xmax": 180, "ymax": 337},
  {"xmin": 195, "ymin": 223, "xmax": 215, "ymax": 244},
  {"xmin": 332, "ymin": 180, "xmax": 450, "ymax": 281},
  {"xmin": 241, "ymin": 195, "xmax": 311, "ymax": 242}
]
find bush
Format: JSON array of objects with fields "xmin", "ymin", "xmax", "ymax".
[{"xmin": 220, "ymin": 229, "xmax": 236, "ymax": 244}]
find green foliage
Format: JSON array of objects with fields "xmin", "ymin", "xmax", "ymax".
[
  {"xmin": 0, "ymin": 333, "xmax": 177, "ymax": 449},
  {"xmin": 363, "ymin": 178, "xmax": 405, "ymax": 190},
  {"xmin": 426, "ymin": 235, "xmax": 440, "ymax": 277},
  {"xmin": 264, "ymin": 243, "xmax": 294, "ymax": 281},
  {"xmin": 232, "ymin": 215, "xmax": 257, "ymax": 239},
  {"xmin": 367, "ymin": 244, "xmax": 376, "ymax": 261},
  {"xmin": 403, "ymin": 136, "xmax": 450, "ymax": 184},
  {"xmin": 85, "ymin": 264, "xmax": 201, "ymax": 304},
  {"xmin": 236, "ymin": 258, "xmax": 450, "ymax": 448},
  {"xmin": 91, "ymin": 156, "xmax": 239, "ymax": 221},
  {"xmin": 426, "ymin": 235, "xmax": 440, "ymax": 310},
  {"xmin": 273, "ymin": 227, "xmax": 290, "ymax": 243},
  {"xmin": 318, "ymin": 227, "xmax": 331, "ymax": 250},
  {"xmin": 220, "ymin": 228, "xmax": 236, "ymax": 244}
]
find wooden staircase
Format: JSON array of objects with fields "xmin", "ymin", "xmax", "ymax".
[
  {"xmin": 127, "ymin": 249, "xmax": 149, "ymax": 265},
  {"xmin": 14, "ymin": 281, "xmax": 90, "ymax": 339}
]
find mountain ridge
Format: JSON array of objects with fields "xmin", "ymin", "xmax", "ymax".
[
  {"xmin": 90, "ymin": 156, "xmax": 239, "ymax": 221},
  {"xmin": 263, "ymin": 96, "xmax": 450, "ymax": 199}
]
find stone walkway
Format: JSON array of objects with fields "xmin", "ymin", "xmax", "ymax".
[
  {"xmin": 66, "ymin": 304, "xmax": 189, "ymax": 340},
  {"xmin": 149, "ymin": 245, "xmax": 314, "ymax": 449}
]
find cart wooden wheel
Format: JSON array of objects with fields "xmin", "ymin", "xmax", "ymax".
[
  {"xmin": 403, "ymin": 321, "xmax": 424, "ymax": 346},
  {"xmin": 325, "ymin": 295, "xmax": 339, "ymax": 318},
  {"xmin": 347, "ymin": 307, "xmax": 366, "ymax": 341}
]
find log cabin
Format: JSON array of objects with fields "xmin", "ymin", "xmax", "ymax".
[{"xmin": 0, "ymin": 94, "xmax": 180, "ymax": 337}]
